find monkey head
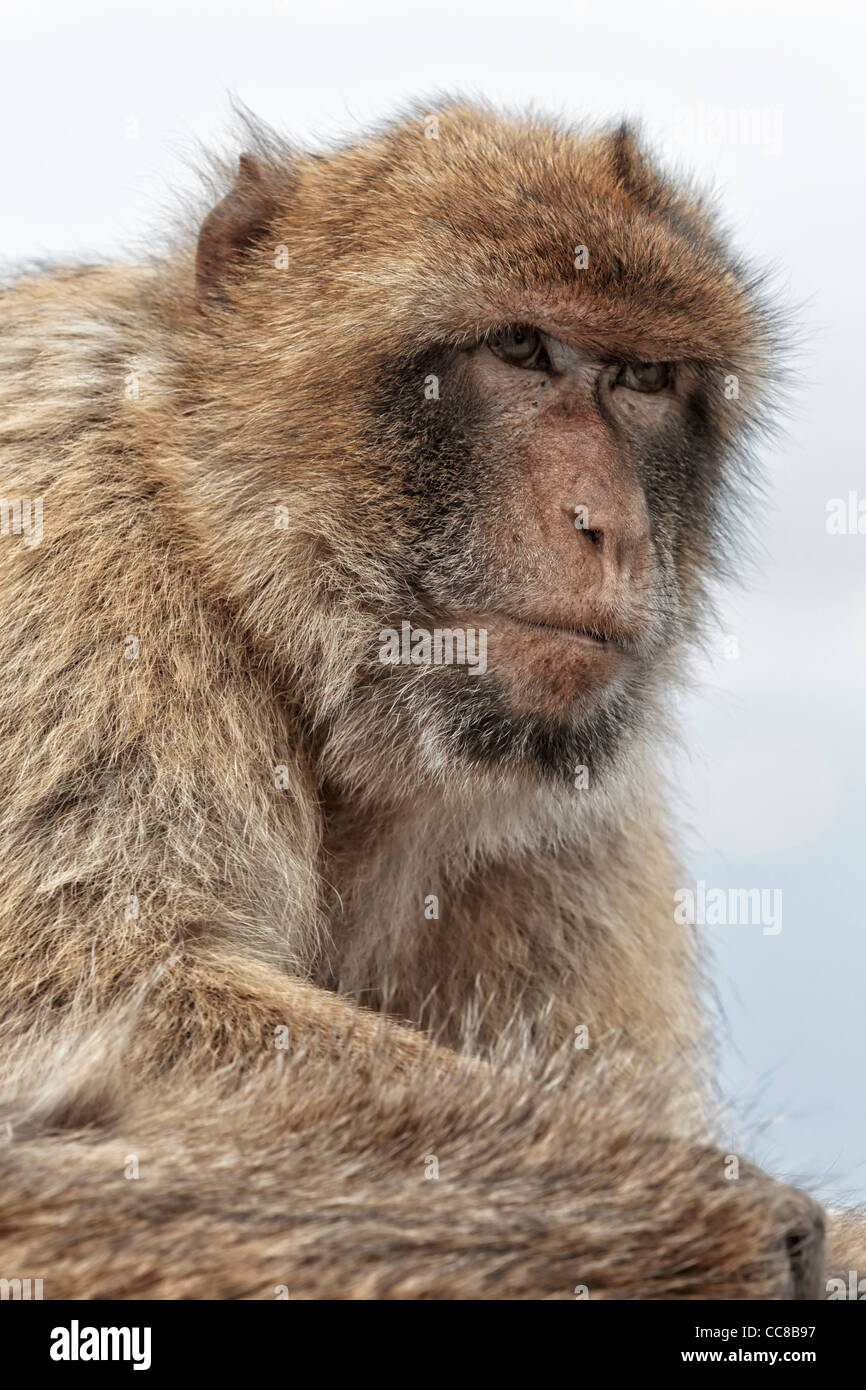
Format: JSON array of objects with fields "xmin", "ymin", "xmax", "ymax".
[{"xmin": 187, "ymin": 104, "xmax": 776, "ymax": 796}]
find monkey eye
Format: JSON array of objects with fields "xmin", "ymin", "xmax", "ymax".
[
  {"xmin": 487, "ymin": 325, "xmax": 550, "ymax": 370},
  {"xmin": 613, "ymin": 361, "xmax": 672, "ymax": 393}
]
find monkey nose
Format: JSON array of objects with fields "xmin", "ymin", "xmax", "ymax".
[{"xmin": 570, "ymin": 508, "xmax": 652, "ymax": 587}]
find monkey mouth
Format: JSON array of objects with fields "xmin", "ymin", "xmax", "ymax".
[
  {"xmin": 485, "ymin": 610, "xmax": 633, "ymax": 653},
  {"xmin": 460, "ymin": 608, "xmax": 632, "ymax": 717}
]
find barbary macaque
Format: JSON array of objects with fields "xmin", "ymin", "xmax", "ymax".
[{"xmin": 0, "ymin": 101, "xmax": 853, "ymax": 1298}]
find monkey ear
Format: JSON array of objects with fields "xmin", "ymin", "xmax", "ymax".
[
  {"xmin": 195, "ymin": 154, "xmax": 276, "ymax": 304},
  {"xmin": 606, "ymin": 123, "xmax": 658, "ymax": 201}
]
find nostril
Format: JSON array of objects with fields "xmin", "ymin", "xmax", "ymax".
[
  {"xmin": 584, "ymin": 528, "xmax": 603, "ymax": 547},
  {"xmin": 784, "ymin": 1209, "xmax": 826, "ymax": 1300}
]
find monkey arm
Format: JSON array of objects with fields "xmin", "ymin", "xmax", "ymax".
[{"xmin": 0, "ymin": 957, "xmax": 824, "ymax": 1300}]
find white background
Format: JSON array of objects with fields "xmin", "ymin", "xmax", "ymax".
[{"xmin": 1, "ymin": 0, "xmax": 863, "ymax": 1201}]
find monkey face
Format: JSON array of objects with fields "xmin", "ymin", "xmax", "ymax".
[
  {"xmin": 193, "ymin": 106, "xmax": 775, "ymax": 790},
  {"xmin": 428, "ymin": 327, "xmax": 687, "ymax": 717},
  {"xmin": 367, "ymin": 312, "xmax": 743, "ymax": 787}
]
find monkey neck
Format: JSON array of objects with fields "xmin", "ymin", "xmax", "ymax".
[{"xmin": 312, "ymin": 753, "xmax": 695, "ymax": 1063}]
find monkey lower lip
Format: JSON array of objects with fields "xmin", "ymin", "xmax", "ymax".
[{"xmin": 479, "ymin": 609, "xmax": 624, "ymax": 713}]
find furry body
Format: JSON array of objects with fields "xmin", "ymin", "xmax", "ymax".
[{"xmin": 0, "ymin": 104, "xmax": 851, "ymax": 1298}]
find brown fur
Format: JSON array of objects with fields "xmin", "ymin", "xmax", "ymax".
[{"xmin": 0, "ymin": 101, "xmax": 852, "ymax": 1299}]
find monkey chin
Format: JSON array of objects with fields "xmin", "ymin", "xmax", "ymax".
[{"xmin": 478, "ymin": 612, "xmax": 624, "ymax": 719}]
